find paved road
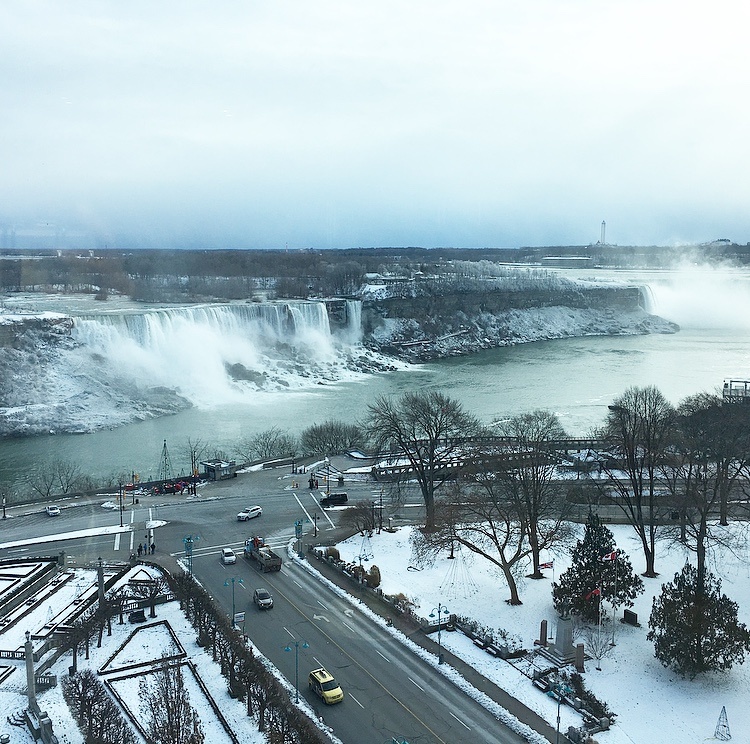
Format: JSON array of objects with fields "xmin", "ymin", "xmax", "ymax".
[{"xmin": 0, "ymin": 460, "xmax": 535, "ymax": 744}]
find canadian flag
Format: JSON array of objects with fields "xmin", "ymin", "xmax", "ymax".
[
  {"xmin": 600, "ymin": 551, "xmax": 618, "ymax": 562},
  {"xmin": 539, "ymin": 561, "xmax": 554, "ymax": 569},
  {"xmin": 585, "ymin": 588, "xmax": 601, "ymax": 600}
]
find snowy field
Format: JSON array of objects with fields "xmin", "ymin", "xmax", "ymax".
[
  {"xmin": 333, "ymin": 524, "xmax": 750, "ymax": 743},
  {"xmin": 0, "ymin": 564, "xmax": 272, "ymax": 744}
]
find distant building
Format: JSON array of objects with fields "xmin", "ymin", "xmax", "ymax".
[
  {"xmin": 541, "ymin": 256, "xmax": 593, "ymax": 268},
  {"xmin": 723, "ymin": 380, "xmax": 750, "ymax": 404}
]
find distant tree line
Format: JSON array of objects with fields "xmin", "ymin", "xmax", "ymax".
[{"xmin": 4, "ymin": 243, "xmax": 750, "ymax": 303}]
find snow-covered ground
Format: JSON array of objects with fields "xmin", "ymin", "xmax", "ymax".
[
  {"xmin": 332, "ymin": 524, "xmax": 750, "ymax": 744},
  {"xmin": 0, "ymin": 561, "xmax": 285, "ymax": 744},
  {"xmin": 2, "ymin": 512, "xmax": 747, "ymax": 743}
]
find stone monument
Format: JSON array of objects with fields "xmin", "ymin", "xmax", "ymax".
[{"xmin": 539, "ymin": 602, "xmax": 580, "ymax": 666}]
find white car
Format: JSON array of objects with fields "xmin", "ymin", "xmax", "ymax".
[
  {"xmin": 237, "ymin": 505, "xmax": 263, "ymax": 521},
  {"xmin": 220, "ymin": 548, "xmax": 237, "ymax": 565},
  {"xmin": 45, "ymin": 505, "xmax": 61, "ymax": 517}
]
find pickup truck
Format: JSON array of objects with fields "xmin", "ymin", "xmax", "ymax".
[{"xmin": 244, "ymin": 536, "xmax": 283, "ymax": 572}]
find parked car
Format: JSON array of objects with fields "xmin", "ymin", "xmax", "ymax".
[
  {"xmin": 237, "ymin": 505, "xmax": 263, "ymax": 521},
  {"xmin": 220, "ymin": 547, "xmax": 237, "ymax": 565},
  {"xmin": 45, "ymin": 505, "xmax": 61, "ymax": 517},
  {"xmin": 253, "ymin": 587, "xmax": 273, "ymax": 609},
  {"xmin": 308, "ymin": 667, "xmax": 344, "ymax": 704}
]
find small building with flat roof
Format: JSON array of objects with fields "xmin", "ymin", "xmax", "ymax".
[{"xmin": 200, "ymin": 459, "xmax": 237, "ymax": 480}]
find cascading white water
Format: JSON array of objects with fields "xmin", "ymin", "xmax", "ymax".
[
  {"xmin": 345, "ymin": 300, "xmax": 363, "ymax": 344},
  {"xmin": 71, "ymin": 300, "xmax": 361, "ymax": 408}
]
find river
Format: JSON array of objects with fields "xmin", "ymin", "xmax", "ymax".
[{"xmin": 2, "ymin": 264, "xmax": 749, "ymax": 493}]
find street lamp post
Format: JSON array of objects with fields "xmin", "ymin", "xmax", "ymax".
[
  {"xmin": 324, "ymin": 456, "xmax": 330, "ymax": 495},
  {"xmin": 550, "ymin": 679, "xmax": 573, "ymax": 744},
  {"xmin": 284, "ymin": 640, "xmax": 310, "ymax": 702},
  {"xmin": 224, "ymin": 576, "xmax": 243, "ymax": 628},
  {"xmin": 2, "ymin": 495, "xmax": 5, "ymax": 519},
  {"xmin": 429, "ymin": 603, "xmax": 450, "ymax": 664},
  {"xmin": 313, "ymin": 512, "xmax": 318, "ymax": 538},
  {"xmin": 118, "ymin": 483, "xmax": 123, "ymax": 528}
]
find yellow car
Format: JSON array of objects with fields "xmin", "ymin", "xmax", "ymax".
[{"xmin": 308, "ymin": 667, "xmax": 344, "ymax": 704}]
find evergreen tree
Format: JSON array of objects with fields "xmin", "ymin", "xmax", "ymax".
[
  {"xmin": 553, "ymin": 512, "xmax": 644, "ymax": 622},
  {"xmin": 648, "ymin": 563, "xmax": 750, "ymax": 678}
]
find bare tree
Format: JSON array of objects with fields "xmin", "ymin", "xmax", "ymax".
[
  {"xmin": 139, "ymin": 660, "xmax": 205, "ymax": 744},
  {"xmin": 662, "ymin": 393, "xmax": 750, "ymax": 592},
  {"xmin": 496, "ymin": 409, "xmax": 569, "ymax": 578},
  {"xmin": 27, "ymin": 458, "xmax": 82, "ymax": 499},
  {"xmin": 299, "ymin": 419, "xmax": 364, "ymax": 456},
  {"xmin": 236, "ymin": 427, "xmax": 298, "ymax": 463},
  {"xmin": 603, "ymin": 386, "xmax": 676, "ymax": 577},
  {"xmin": 578, "ymin": 622, "xmax": 614, "ymax": 671},
  {"xmin": 62, "ymin": 669, "xmax": 137, "ymax": 744},
  {"xmin": 340, "ymin": 500, "xmax": 376, "ymax": 534},
  {"xmin": 185, "ymin": 437, "xmax": 210, "ymax": 476},
  {"xmin": 367, "ymin": 391, "xmax": 481, "ymax": 531},
  {"xmin": 132, "ymin": 575, "xmax": 169, "ymax": 618},
  {"xmin": 414, "ymin": 477, "xmax": 531, "ymax": 605}
]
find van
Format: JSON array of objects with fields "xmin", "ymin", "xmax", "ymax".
[
  {"xmin": 319, "ymin": 492, "xmax": 348, "ymax": 507},
  {"xmin": 308, "ymin": 667, "xmax": 344, "ymax": 704}
]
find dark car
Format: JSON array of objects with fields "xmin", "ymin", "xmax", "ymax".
[
  {"xmin": 253, "ymin": 587, "xmax": 273, "ymax": 609},
  {"xmin": 319, "ymin": 492, "xmax": 348, "ymax": 507}
]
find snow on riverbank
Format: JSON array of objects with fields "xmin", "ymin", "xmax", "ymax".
[
  {"xmin": 0, "ymin": 286, "xmax": 676, "ymax": 436},
  {"xmin": 331, "ymin": 525, "xmax": 750, "ymax": 744}
]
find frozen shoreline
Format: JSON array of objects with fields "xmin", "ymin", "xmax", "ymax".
[{"xmin": 0, "ymin": 300, "xmax": 678, "ymax": 437}]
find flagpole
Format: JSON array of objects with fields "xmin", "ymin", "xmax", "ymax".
[
  {"xmin": 611, "ymin": 555, "xmax": 618, "ymax": 646},
  {"xmin": 597, "ymin": 589, "xmax": 603, "ymax": 671}
]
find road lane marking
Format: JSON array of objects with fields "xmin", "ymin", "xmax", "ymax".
[
  {"xmin": 375, "ymin": 649, "xmax": 389, "ymax": 662},
  {"xmin": 449, "ymin": 711, "xmax": 471, "ymax": 730},
  {"xmin": 348, "ymin": 693, "xmax": 364, "ymax": 709},
  {"xmin": 342, "ymin": 621, "xmax": 355, "ymax": 633},
  {"xmin": 313, "ymin": 614, "xmax": 330, "ymax": 623},
  {"xmin": 408, "ymin": 677, "xmax": 425, "ymax": 692},
  {"xmin": 273, "ymin": 565, "xmax": 453, "ymax": 744},
  {"xmin": 114, "ymin": 533, "xmax": 121, "ymax": 551},
  {"xmin": 316, "ymin": 600, "xmax": 328, "ymax": 609}
]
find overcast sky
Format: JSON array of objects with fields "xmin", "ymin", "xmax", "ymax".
[{"xmin": 2, "ymin": 1, "xmax": 748, "ymax": 250}]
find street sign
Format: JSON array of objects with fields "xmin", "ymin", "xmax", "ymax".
[
  {"xmin": 295, "ymin": 520, "xmax": 302, "ymax": 538},
  {"xmin": 234, "ymin": 611, "xmax": 245, "ymax": 624}
]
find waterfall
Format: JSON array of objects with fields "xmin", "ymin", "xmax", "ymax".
[
  {"xmin": 345, "ymin": 300, "xmax": 363, "ymax": 344},
  {"xmin": 69, "ymin": 300, "xmax": 361, "ymax": 407}
]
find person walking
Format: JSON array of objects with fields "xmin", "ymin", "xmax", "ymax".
[{"xmin": 137, "ymin": 543, "xmax": 143, "ymax": 557}]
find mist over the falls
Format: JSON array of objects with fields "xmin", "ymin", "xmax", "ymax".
[{"xmin": 643, "ymin": 263, "xmax": 750, "ymax": 331}]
